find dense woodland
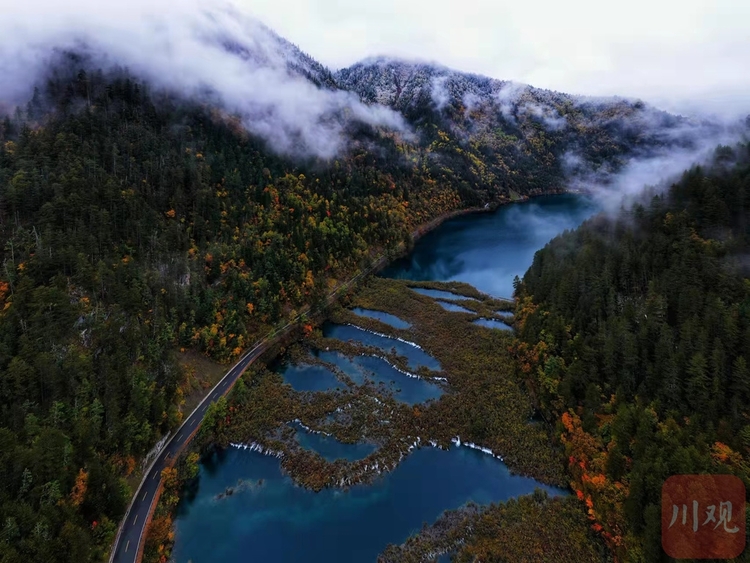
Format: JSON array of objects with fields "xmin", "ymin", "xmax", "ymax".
[
  {"xmin": 514, "ymin": 144, "xmax": 750, "ymax": 561},
  {"xmin": 0, "ymin": 49, "xmax": 731, "ymax": 563},
  {"xmin": 0, "ymin": 66, "xmax": 451, "ymax": 562}
]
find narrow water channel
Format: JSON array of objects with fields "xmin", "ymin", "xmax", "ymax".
[{"xmin": 173, "ymin": 195, "xmax": 597, "ymax": 562}]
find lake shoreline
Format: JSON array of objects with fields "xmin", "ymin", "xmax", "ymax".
[
  {"xmin": 147, "ymin": 189, "xmax": 591, "ymax": 562},
  {"xmin": 390, "ymin": 186, "xmax": 574, "ymax": 274}
]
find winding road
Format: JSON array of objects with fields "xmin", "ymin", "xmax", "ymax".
[
  {"xmin": 108, "ymin": 206, "xmax": 491, "ymax": 563},
  {"xmin": 109, "ymin": 257, "xmax": 387, "ymax": 563}
]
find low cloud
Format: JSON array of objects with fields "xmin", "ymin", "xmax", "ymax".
[
  {"xmin": 571, "ymin": 124, "xmax": 745, "ymax": 214},
  {"xmin": 494, "ymin": 81, "xmax": 528, "ymax": 122},
  {"xmin": 430, "ymin": 75, "xmax": 450, "ymax": 111},
  {"xmin": 0, "ymin": 0, "xmax": 408, "ymax": 159}
]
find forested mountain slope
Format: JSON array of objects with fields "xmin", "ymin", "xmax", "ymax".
[
  {"xmin": 0, "ymin": 15, "xmax": 735, "ymax": 561},
  {"xmin": 514, "ymin": 144, "xmax": 750, "ymax": 561},
  {"xmin": 336, "ymin": 57, "xmax": 721, "ymax": 198},
  {"xmin": 0, "ymin": 65, "xmax": 440, "ymax": 562}
]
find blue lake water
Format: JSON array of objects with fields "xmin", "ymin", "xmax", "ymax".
[
  {"xmin": 473, "ymin": 318, "xmax": 513, "ymax": 331},
  {"xmin": 436, "ymin": 301, "xmax": 475, "ymax": 313},
  {"xmin": 410, "ymin": 287, "xmax": 477, "ymax": 301},
  {"xmin": 291, "ymin": 422, "xmax": 377, "ymax": 462},
  {"xmin": 275, "ymin": 361, "xmax": 345, "ymax": 393},
  {"xmin": 350, "ymin": 308, "xmax": 411, "ymax": 330},
  {"xmin": 322, "ymin": 322, "xmax": 441, "ymax": 372},
  {"xmin": 382, "ymin": 194, "xmax": 599, "ymax": 299},
  {"xmin": 173, "ymin": 446, "xmax": 566, "ymax": 563},
  {"xmin": 175, "ymin": 196, "xmax": 589, "ymax": 562},
  {"xmin": 315, "ymin": 350, "xmax": 443, "ymax": 405}
]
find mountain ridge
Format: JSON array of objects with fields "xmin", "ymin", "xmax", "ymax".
[{"xmin": 0, "ymin": 11, "xmax": 744, "ymax": 563}]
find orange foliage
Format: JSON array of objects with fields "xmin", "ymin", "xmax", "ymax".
[
  {"xmin": 69, "ymin": 468, "xmax": 89, "ymax": 507},
  {"xmin": 161, "ymin": 467, "xmax": 178, "ymax": 489},
  {"xmin": 124, "ymin": 456, "xmax": 136, "ymax": 477},
  {"xmin": 560, "ymin": 411, "xmax": 628, "ymax": 553},
  {"xmin": 711, "ymin": 441, "xmax": 746, "ymax": 469}
]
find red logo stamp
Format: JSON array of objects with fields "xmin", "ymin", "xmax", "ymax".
[{"xmin": 662, "ymin": 475, "xmax": 746, "ymax": 559}]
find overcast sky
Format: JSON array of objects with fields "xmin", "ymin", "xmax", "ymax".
[
  {"xmin": 242, "ymin": 0, "xmax": 750, "ymax": 119},
  {"xmin": 1, "ymin": 0, "xmax": 748, "ymax": 120}
]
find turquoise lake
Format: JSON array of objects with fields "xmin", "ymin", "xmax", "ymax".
[
  {"xmin": 322, "ymin": 322, "xmax": 442, "ymax": 372},
  {"xmin": 172, "ymin": 446, "xmax": 565, "ymax": 563},
  {"xmin": 174, "ymin": 195, "xmax": 594, "ymax": 562},
  {"xmin": 435, "ymin": 301, "xmax": 474, "ymax": 313},
  {"xmin": 350, "ymin": 308, "xmax": 411, "ymax": 330},
  {"xmin": 473, "ymin": 318, "xmax": 513, "ymax": 331},
  {"xmin": 382, "ymin": 194, "xmax": 599, "ymax": 298},
  {"xmin": 291, "ymin": 422, "xmax": 377, "ymax": 462},
  {"xmin": 276, "ymin": 349, "xmax": 444, "ymax": 405},
  {"xmin": 409, "ymin": 287, "xmax": 477, "ymax": 301}
]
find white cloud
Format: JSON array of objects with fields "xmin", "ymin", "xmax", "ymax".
[
  {"xmin": 240, "ymin": 0, "xmax": 750, "ymax": 119},
  {"xmin": 1, "ymin": 0, "xmax": 747, "ymax": 158},
  {"xmin": 0, "ymin": 0, "xmax": 408, "ymax": 159}
]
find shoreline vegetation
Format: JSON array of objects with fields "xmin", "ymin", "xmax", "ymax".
[
  {"xmin": 142, "ymin": 191, "xmax": 608, "ymax": 563},
  {"xmin": 378, "ymin": 492, "xmax": 611, "ymax": 563},
  {"xmin": 0, "ymin": 55, "xmax": 702, "ymax": 563},
  {"xmin": 144, "ymin": 273, "xmax": 596, "ymax": 562}
]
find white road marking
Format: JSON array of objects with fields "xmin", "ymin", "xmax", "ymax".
[
  {"xmin": 152, "ymin": 472, "xmax": 158, "ymax": 480},
  {"xmin": 125, "ymin": 540, "xmax": 130, "ymax": 553},
  {"xmin": 177, "ymin": 433, "xmax": 183, "ymax": 441},
  {"xmin": 133, "ymin": 514, "xmax": 138, "ymax": 525},
  {"xmin": 142, "ymin": 491, "xmax": 147, "ymax": 501}
]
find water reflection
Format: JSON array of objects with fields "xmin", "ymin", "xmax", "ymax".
[
  {"xmin": 436, "ymin": 301, "xmax": 474, "ymax": 314},
  {"xmin": 173, "ymin": 446, "xmax": 566, "ymax": 563},
  {"xmin": 410, "ymin": 287, "xmax": 477, "ymax": 301},
  {"xmin": 382, "ymin": 195, "xmax": 599, "ymax": 298},
  {"xmin": 291, "ymin": 421, "xmax": 376, "ymax": 462},
  {"xmin": 314, "ymin": 350, "xmax": 443, "ymax": 405},
  {"xmin": 274, "ymin": 361, "xmax": 345, "ymax": 393},
  {"xmin": 350, "ymin": 308, "xmax": 411, "ymax": 330},
  {"xmin": 473, "ymin": 318, "xmax": 513, "ymax": 331},
  {"xmin": 322, "ymin": 322, "xmax": 441, "ymax": 372}
]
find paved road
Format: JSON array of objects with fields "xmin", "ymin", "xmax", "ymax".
[
  {"xmin": 110, "ymin": 337, "xmax": 272, "ymax": 563},
  {"xmin": 108, "ymin": 208, "xmax": 481, "ymax": 563},
  {"xmin": 109, "ymin": 258, "xmax": 383, "ymax": 563}
]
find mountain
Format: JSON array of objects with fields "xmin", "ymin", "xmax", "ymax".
[
  {"xmin": 210, "ymin": 9, "xmax": 337, "ymax": 89},
  {"xmin": 0, "ymin": 14, "xmax": 742, "ymax": 563},
  {"xmin": 336, "ymin": 56, "xmax": 723, "ymax": 193}
]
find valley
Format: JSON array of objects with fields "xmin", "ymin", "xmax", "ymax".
[
  {"xmin": 0, "ymin": 5, "xmax": 747, "ymax": 562},
  {"xmin": 153, "ymin": 194, "xmax": 604, "ymax": 562}
]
